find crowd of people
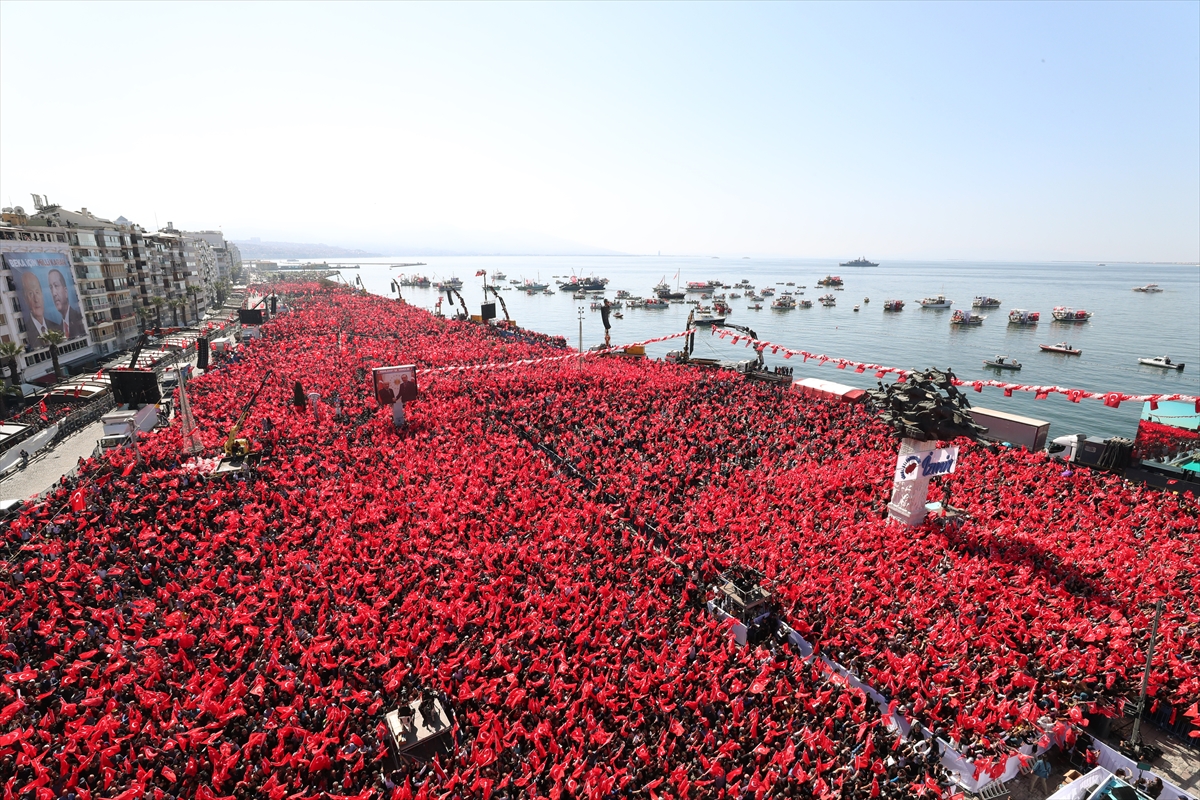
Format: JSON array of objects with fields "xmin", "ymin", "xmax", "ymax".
[{"xmin": 1, "ymin": 284, "xmax": 1196, "ymax": 799}]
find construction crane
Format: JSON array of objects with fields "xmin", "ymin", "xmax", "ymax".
[
  {"xmin": 445, "ymin": 288, "xmax": 469, "ymax": 320},
  {"xmin": 716, "ymin": 323, "xmax": 764, "ymax": 369},
  {"xmin": 126, "ymin": 332, "xmax": 150, "ymax": 371},
  {"xmin": 222, "ymin": 371, "xmax": 273, "ymax": 458},
  {"xmin": 484, "ymin": 285, "xmax": 511, "ymax": 322}
]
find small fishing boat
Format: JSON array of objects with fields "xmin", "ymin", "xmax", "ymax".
[
  {"xmin": 612, "ymin": 312, "xmax": 623, "ymax": 319},
  {"xmin": 919, "ymin": 294, "xmax": 952, "ymax": 309},
  {"xmin": 816, "ymin": 276, "xmax": 843, "ymax": 287},
  {"xmin": 798, "ymin": 299, "xmax": 813, "ymax": 308},
  {"xmin": 1008, "ymin": 309, "xmax": 1040, "ymax": 324},
  {"xmin": 882, "ymin": 299, "xmax": 904, "ymax": 312},
  {"xmin": 692, "ymin": 312, "xmax": 727, "ymax": 326},
  {"xmin": 863, "ymin": 297, "xmax": 870, "ymax": 303},
  {"xmin": 853, "ymin": 305, "xmax": 860, "ymax": 312},
  {"xmin": 983, "ymin": 355, "xmax": 1022, "ymax": 370},
  {"xmin": 950, "ymin": 309, "xmax": 985, "ymax": 325},
  {"xmin": 1139, "ymin": 355, "xmax": 1185, "ymax": 371},
  {"xmin": 1132, "ymin": 284, "xmax": 1164, "ymax": 293},
  {"xmin": 1040, "ymin": 342, "xmax": 1082, "ymax": 355},
  {"xmin": 643, "ymin": 298, "xmax": 669, "ymax": 308},
  {"xmin": 748, "ymin": 303, "xmax": 763, "ymax": 310},
  {"xmin": 1052, "ymin": 306, "xmax": 1092, "ymax": 322},
  {"xmin": 972, "ymin": 296, "xmax": 1002, "ymax": 308},
  {"xmin": 492, "ymin": 272, "xmax": 507, "ymax": 281},
  {"xmin": 572, "ymin": 292, "xmax": 586, "ymax": 300},
  {"xmin": 615, "ymin": 289, "xmax": 631, "ymax": 299},
  {"xmin": 819, "ymin": 294, "xmax": 836, "ymax": 306},
  {"xmin": 771, "ymin": 296, "xmax": 797, "ymax": 310},
  {"xmin": 730, "ymin": 293, "xmax": 741, "ymax": 299},
  {"xmin": 747, "ymin": 294, "xmax": 764, "ymax": 302},
  {"xmin": 761, "ymin": 287, "xmax": 776, "ymax": 296}
]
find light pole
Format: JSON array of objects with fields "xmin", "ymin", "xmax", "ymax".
[{"xmin": 577, "ymin": 306, "xmax": 585, "ymax": 370}]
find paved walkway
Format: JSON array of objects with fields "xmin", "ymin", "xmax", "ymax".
[{"xmin": 0, "ymin": 419, "xmax": 105, "ymax": 502}]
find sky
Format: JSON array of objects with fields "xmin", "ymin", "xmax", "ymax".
[{"xmin": 1, "ymin": 1, "xmax": 1197, "ymax": 260}]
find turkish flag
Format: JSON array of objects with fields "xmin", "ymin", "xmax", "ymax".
[
  {"xmin": 69, "ymin": 488, "xmax": 86, "ymax": 512},
  {"xmin": 1103, "ymin": 393, "xmax": 1122, "ymax": 409},
  {"xmin": 38, "ymin": 399, "xmax": 48, "ymax": 420}
]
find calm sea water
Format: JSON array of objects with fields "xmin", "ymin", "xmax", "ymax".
[{"xmin": 327, "ymin": 256, "xmax": 1200, "ymax": 441}]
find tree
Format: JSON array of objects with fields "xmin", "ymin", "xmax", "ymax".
[
  {"xmin": 169, "ymin": 298, "xmax": 185, "ymax": 327},
  {"xmin": 39, "ymin": 330, "xmax": 67, "ymax": 380},
  {"xmin": 186, "ymin": 286, "xmax": 200, "ymax": 322},
  {"xmin": 150, "ymin": 296, "xmax": 167, "ymax": 329},
  {"xmin": 0, "ymin": 341, "xmax": 20, "ymax": 420}
]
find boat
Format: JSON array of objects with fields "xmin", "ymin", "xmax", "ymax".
[
  {"xmin": 882, "ymin": 299, "xmax": 904, "ymax": 312},
  {"xmin": 918, "ymin": 294, "xmax": 952, "ymax": 309},
  {"xmin": 863, "ymin": 297, "xmax": 869, "ymax": 303},
  {"xmin": 559, "ymin": 276, "xmax": 609, "ymax": 292},
  {"xmin": 572, "ymin": 292, "xmax": 586, "ymax": 300},
  {"xmin": 816, "ymin": 276, "xmax": 843, "ymax": 287},
  {"xmin": 523, "ymin": 280, "xmax": 550, "ymax": 291},
  {"xmin": 983, "ymin": 355, "xmax": 1022, "ymax": 370},
  {"xmin": 643, "ymin": 298, "xmax": 669, "ymax": 308},
  {"xmin": 691, "ymin": 312, "xmax": 726, "ymax": 326},
  {"xmin": 950, "ymin": 309, "xmax": 985, "ymax": 325},
  {"xmin": 972, "ymin": 296, "xmax": 1002, "ymax": 308},
  {"xmin": 839, "ymin": 257, "xmax": 878, "ymax": 267},
  {"xmin": 771, "ymin": 296, "xmax": 797, "ymax": 309},
  {"xmin": 798, "ymin": 299, "xmax": 813, "ymax": 308},
  {"xmin": 1052, "ymin": 306, "xmax": 1092, "ymax": 322},
  {"xmin": 736, "ymin": 279, "xmax": 753, "ymax": 286},
  {"xmin": 713, "ymin": 301, "xmax": 731, "ymax": 315},
  {"xmin": 730, "ymin": 292, "xmax": 741, "ymax": 299},
  {"xmin": 853, "ymin": 305, "xmax": 860, "ymax": 312},
  {"xmin": 748, "ymin": 303, "xmax": 763, "ymax": 310},
  {"xmin": 747, "ymin": 294, "xmax": 764, "ymax": 302},
  {"xmin": 1133, "ymin": 284, "xmax": 1164, "ymax": 293},
  {"xmin": 658, "ymin": 289, "xmax": 686, "ymax": 300},
  {"xmin": 761, "ymin": 287, "xmax": 776, "ymax": 296},
  {"xmin": 686, "ymin": 281, "xmax": 719, "ymax": 293},
  {"xmin": 1138, "ymin": 355, "xmax": 1185, "ymax": 371},
  {"xmin": 1008, "ymin": 309, "xmax": 1040, "ymax": 324},
  {"xmin": 819, "ymin": 294, "xmax": 836, "ymax": 306},
  {"xmin": 786, "ymin": 281, "xmax": 795, "ymax": 286},
  {"xmin": 435, "ymin": 277, "xmax": 463, "ymax": 290},
  {"xmin": 654, "ymin": 278, "xmax": 671, "ymax": 294},
  {"xmin": 615, "ymin": 289, "xmax": 631, "ymax": 299},
  {"xmin": 1040, "ymin": 342, "xmax": 1082, "ymax": 355},
  {"xmin": 591, "ymin": 300, "xmax": 622, "ymax": 310},
  {"xmin": 492, "ymin": 272, "xmax": 507, "ymax": 281}
]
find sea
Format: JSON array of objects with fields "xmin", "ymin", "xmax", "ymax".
[{"xmin": 322, "ymin": 256, "xmax": 1200, "ymax": 442}]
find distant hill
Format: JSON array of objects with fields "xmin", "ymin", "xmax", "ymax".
[{"xmin": 234, "ymin": 240, "xmax": 381, "ymax": 259}]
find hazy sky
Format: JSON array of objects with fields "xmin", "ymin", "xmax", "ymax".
[{"xmin": 2, "ymin": 1, "xmax": 1197, "ymax": 260}]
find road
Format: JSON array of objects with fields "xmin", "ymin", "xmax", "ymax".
[{"xmin": 0, "ymin": 420, "xmax": 105, "ymax": 502}]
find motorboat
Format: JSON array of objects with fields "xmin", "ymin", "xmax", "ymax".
[
  {"xmin": 687, "ymin": 281, "xmax": 719, "ymax": 293},
  {"xmin": 730, "ymin": 292, "xmax": 741, "ymax": 299},
  {"xmin": 591, "ymin": 300, "xmax": 622, "ymax": 310},
  {"xmin": 819, "ymin": 294, "xmax": 836, "ymax": 306},
  {"xmin": 615, "ymin": 289, "xmax": 631, "ymax": 299},
  {"xmin": 919, "ymin": 294, "xmax": 952, "ymax": 309},
  {"xmin": 882, "ymin": 299, "xmax": 904, "ymax": 312},
  {"xmin": 839, "ymin": 257, "xmax": 878, "ymax": 267},
  {"xmin": 798, "ymin": 299, "xmax": 813, "ymax": 308},
  {"xmin": 713, "ymin": 300, "xmax": 731, "ymax": 315},
  {"xmin": 747, "ymin": 294, "xmax": 764, "ymax": 302},
  {"xmin": 559, "ymin": 276, "xmax": 609, "ymax": 292},
  {"xmin": 748, "ymin": 303, "xmax": 763, "ymax": 310},
  {"xmin": 863, "ymin": 297, "xmax": 870, "ymax": 303},
  {"xmin": 816, "ymin": 275, "xmax": 843, "ymax": 287},
  {"xmin": 436, "ymin": 277, "xmax": 463, "ymax": 290},
  {"xmin": 853, "ymin": 305, "xmax": 860, "ymax": 312},
  {"xmin": 643, "ymin": 298, "xmax": 669, "ymax": 308},
  {"xmin": 523, "ymin": 280, "xmax": 550, "ymax": 291},
  {"xmin": 1040, "ymin": 342, "xmax": 1082, "ymax": 355},
  {"xmin": 983, "ymin": 355, "xmax": 1022, "ymax": 370},
  {"xmin": 1133, "ymin": 284, "xmax": 1164, "ymax": 293},
  {"xmin": 492, "ymin": 272, "xmax": 507, "ymax": 281},
  {"xmin": 972, "ymin": 296, "xmax": 1002, "ymax": 308},
  {"xmin": 737, "ymin": 278, "xmax": 752, "ymax": 286},
  {"xmin": 1052, "ymin": 306, "xmax": 1092, "ymax": 322},
  {"xmin": 1139, "ymin": 355, "xmax": 1185, "ymax": 371},
  {"xmin": 1008, "ymin": 309, "xmax": 1039, "ymax": 324},
  {"xmin": 950, "ymin": 309, "xmax": 985, "ymax": 325},
  {"xmin": 761, "ymin": 287, "xmax": 775, "ymax": 296},
  {"xmin": 572, "ymin": 292, "xmax": 586, "ymax": 300},
  {"xmin": 786, "ymin": 281, "xmax": 796, "ymax": 286},
  {"xmin": 771, "ymin": 296, "xmax": 797, "ymax": 309},
  {"xmin": 691, "ymin": 312, "xmax": 727, "ymax": 326}
]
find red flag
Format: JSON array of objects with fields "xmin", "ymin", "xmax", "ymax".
[
  {"xmin": 1103, "ymin": 393, "xmax": 1121, "ymax": 409},
  {"xmin": 1004, "ymin": 387, "xmax": 1013, "ymax": 397},
  {"xmin": 1035, "ymin": 391, "xmax": 1048, "ymax": 400},
  {"xmin": 1068, "ymin": 389, "xmax": 1083, "ymax": 403},
  {"xmin": 69, "ymin": 488, "xmax": 86, "ymax": 512},
  {"xmin": 38, "ymin": 399, "xmax": 49, "ymax": 420},
  {"xmin": 475, "ymin": 270, "xmax": 487, "ymax": 276}
]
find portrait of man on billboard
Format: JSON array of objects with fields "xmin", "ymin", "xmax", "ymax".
[
  {"xmin": 373, "ymin": 365, "xmax": 418, "ymax": 407},
  {"xmin": 2, "ymin": 251, "xmax": 84, "ymax": 344}
]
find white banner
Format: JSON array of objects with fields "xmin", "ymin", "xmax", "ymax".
[{"xmin": 895, "ymin": 446, "xmax": 960, "ymax": 482}]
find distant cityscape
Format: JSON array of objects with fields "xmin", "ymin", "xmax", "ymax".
[{"xmin": 0, "ymin": 195, "xmax": 242, "ymax": 388}]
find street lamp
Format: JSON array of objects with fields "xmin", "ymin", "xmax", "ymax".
[{"xmin": 577, "ymin": 307, "xmax": 585, "ymax": 370}]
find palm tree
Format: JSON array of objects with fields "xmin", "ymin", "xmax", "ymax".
[
  {"xmin": 186, "ymin": 286, "xmax": 200, "ymax": 322},
  {"xmin": 0, "ymin": 341, "xmax": 23, "ymax": 389},
  {"xmin": 169, "ymin": 298, "xmax": 185, "ymax": 327},
  {"xmin": 150, "ymin": 296, "xmax": 166, "ymax": 329},
  {"xmin": 39, "ymin": 330, "xmax": 67, "ymax": 380},
  {"xmin": 0, "ymin": 341, "xmax": 20, "ymax": 420}
]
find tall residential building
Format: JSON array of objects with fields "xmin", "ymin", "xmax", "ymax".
[
  {"xmin": 0, "ymin": 208, "xmax": 98, "ymax": 384},
  {"xmin": 187, "ymin": 230, "xmax": 241, "ymax": 290},
  {"xmin": 25, "ymin": 202, "xmax": 141, "ymax": 352}
]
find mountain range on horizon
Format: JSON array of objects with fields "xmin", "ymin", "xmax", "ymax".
[{"xmin": 234, "ymin": 228, "xmax": 622, "ymax": 259}]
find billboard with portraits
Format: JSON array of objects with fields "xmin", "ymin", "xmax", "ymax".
[
  {"xmin": 2, "ymin": 251, "xmax": 87, "ymax": 345},
  {"xmin": 373, "ymin": 365, "xmax": 417, "ymax": 407}
]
